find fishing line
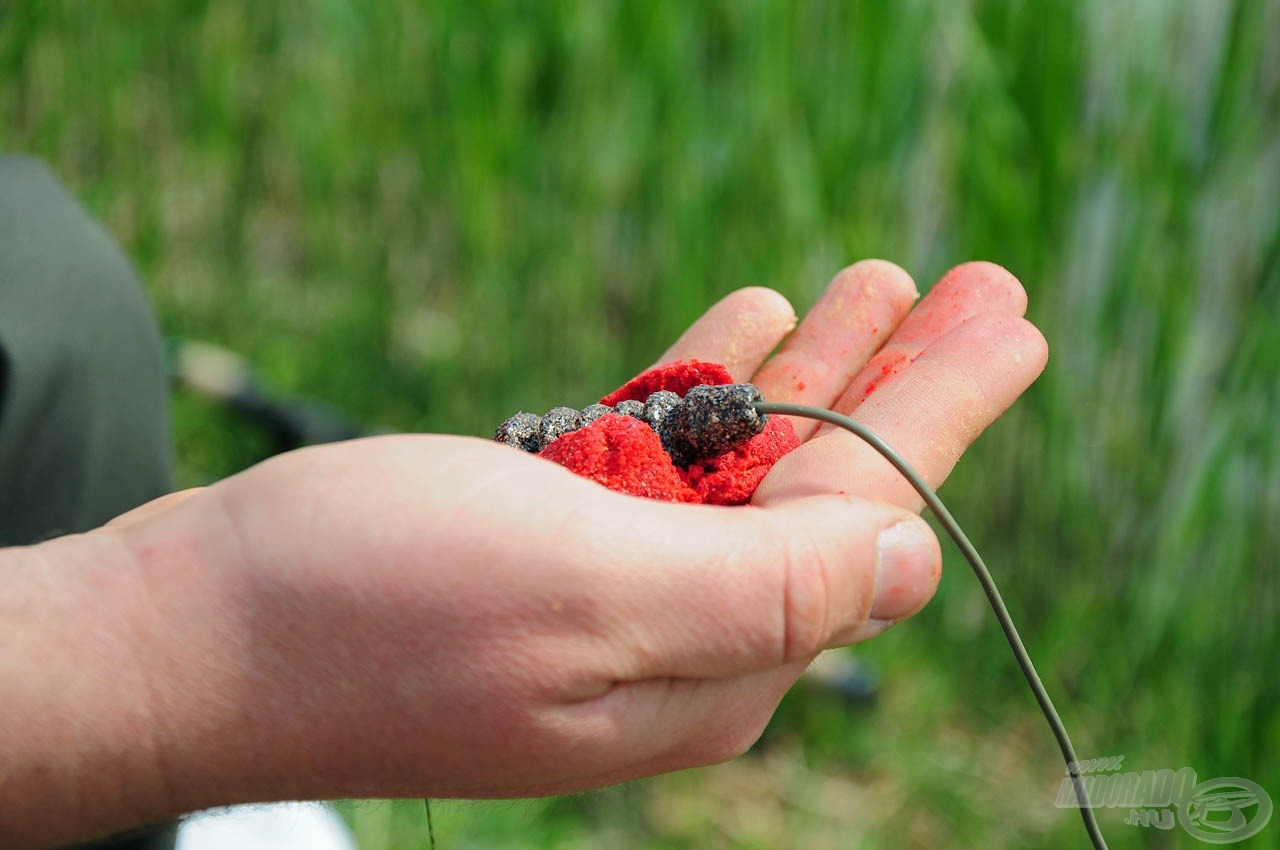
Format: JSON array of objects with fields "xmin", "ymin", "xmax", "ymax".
[
  {"xmin": 423, "ymin": 798, "xmax": 436, "ymax": 850},
  {"xmin": 755, "ymin": 400, "xmax": 1108, "ymax": 850}
]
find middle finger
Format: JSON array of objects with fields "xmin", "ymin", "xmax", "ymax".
[{"xmin": 752, "ymin": 259, "xmax": 919, "ymax": 440}]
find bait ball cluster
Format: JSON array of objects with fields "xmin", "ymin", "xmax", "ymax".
[{"xmin": 495, "ymin": 383, "xmax": 768, "ymax": 466}]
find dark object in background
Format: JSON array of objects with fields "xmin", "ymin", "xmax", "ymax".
[
  {"xmin": 167, "ymin": 338, "xmax": 368, "ymax": 457},
  {"xmin": 805, "ymin": 651, "xmax": 880, "ymax": 704},
  {"xmin": 0, "ymin": 156, "xmax": 173, "ymax": 548}
]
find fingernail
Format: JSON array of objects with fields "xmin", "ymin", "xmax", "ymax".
[
  {"xmin": 842, "ymin": 618, "xmax": 894, "ymax": 645},
  {"xmin": 872, "ymin": 519, "xmax": 939, "ymax": 621}
]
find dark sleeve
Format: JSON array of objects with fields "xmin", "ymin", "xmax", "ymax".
[{"xmin": 0, "ymin": 155, "xmax": 173, "ymax": 546}]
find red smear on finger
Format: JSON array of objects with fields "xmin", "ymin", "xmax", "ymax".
[
  {"xmin": 541, "ymin": 360, "xmax": 800, "ymax": 505},
  {"xmin": 854, "ymin": 349, "xmax": 914, "ymax": 403}
]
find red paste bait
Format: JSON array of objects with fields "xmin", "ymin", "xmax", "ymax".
[
  {"xmin": 538, "ymin": 414, "xmax": 702, "ymax": 502},
  {"xmin": 600, "ymin": 360, "xmax": 737, "ymax": 406}
]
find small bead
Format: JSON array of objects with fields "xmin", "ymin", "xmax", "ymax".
[
  {"xmin": 494, "ymin": 412, "xmax": 542, "ymax": 452},
  {"xmin": 578, "ymin": 404, "xmax": 612, "ymax": 427},
  {"xmin": 643, "ymin": 390, "xmax": 681, "ymax": 432},
  {"xmin": 539, "ymin": 406, "xmax": 581, "ymax": 450},
  {"xmin": 615, "ymin": 399, "xmax": 646, "ymax": 420}
]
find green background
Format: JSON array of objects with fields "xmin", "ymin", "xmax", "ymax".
[{"xmin": 3, "ymin": 1, "xmax": 1278, "ymax": 847}]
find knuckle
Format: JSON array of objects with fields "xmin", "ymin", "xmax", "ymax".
[{"xmin": 777, "ymin": 527, "xmax": 833, "ymax": 662}]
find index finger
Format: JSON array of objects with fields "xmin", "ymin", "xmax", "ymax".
[{"xmin": 653, "ymin": 287, "xmax": 797, "ymax": 381}]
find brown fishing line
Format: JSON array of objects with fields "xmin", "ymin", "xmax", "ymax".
[{"xmin": 756, "ymin": 401, "xmax": 1108, "ymax": 849}]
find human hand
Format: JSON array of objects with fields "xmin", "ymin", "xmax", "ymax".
[
  {"xmin": 121, "ymin": 262, "xmax": 1039, "ymax": 803},
  {"xmin": 0, "ymin": 261, "xmax": 1044, "ymax": 848}
]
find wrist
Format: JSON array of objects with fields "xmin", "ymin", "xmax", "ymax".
[
  {"xmin": 109, "ymin": 489, "xmax": 261, "ymax": 815},
  {"xmin": 0, "ymin": 530, "xmax": 183, "ymax": 847},
  {"xmin": 114, "ymin": 478, "xmax": 373, "ymax": 811},
  {"xmin": 0, "ymin": 484, "xmax": 265, "ymax": 848}
]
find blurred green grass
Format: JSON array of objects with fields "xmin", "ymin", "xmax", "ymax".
[{"xmin": 3, "ymin": 1, "xmax": 1278, "ymax": 847}]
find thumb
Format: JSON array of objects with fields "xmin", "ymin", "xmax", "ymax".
[{"xmin": 603, "ymin": 496, "xmax": 941, "ymax": 682}]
